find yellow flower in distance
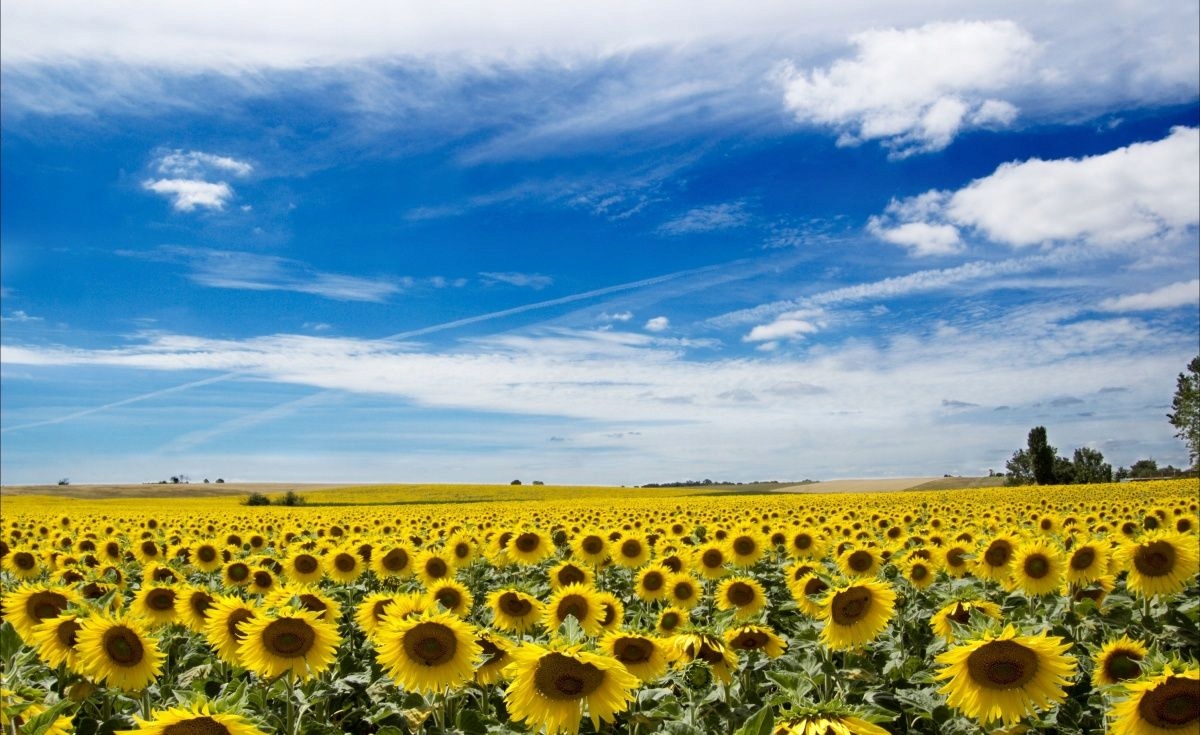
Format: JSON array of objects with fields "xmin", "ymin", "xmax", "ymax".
[
  {"xmin": 934, "ymin": 624, "xmax": 1076, "ymax": 727},
  {"xmin": 504, "ymin": 642, "xmax": 638, "ymax": 735}
]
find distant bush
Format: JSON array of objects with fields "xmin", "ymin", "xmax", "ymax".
[
  {"xmin": 244, "ymin": 492, "xmax": 270, "ymax": 506},
  {"xmin": 277, "ymin": 491, "xmax": 305, "ymax": 507}
]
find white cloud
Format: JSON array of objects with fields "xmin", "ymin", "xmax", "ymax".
[
  {"xmin": 781, "ymin": 20, "xmax": 1036, "ymax": 156},
  {"xmin": 658, "ymin": 202, "xmax": 750, "ymax": 235},
  {"xmin": 599, "ymin": 311, "xmax": 634, "ymax": 322},
  {"xmin": 867, "ymin": 220, "xmax": 964, "ymax": 257},
  {"xmin": 479, "ymin": 272, "xmax": 554, "ymax": 289},
  {"xmin": 871, "ymin": 126, "xmax": 1200, "ymax": 250},
  {"xmin": 1099, "ymin": 280, "xmax": 1200, "ymax": 312},
  {"xmin": 744, "ymin": 318, "xmax": 818, "ymax": 343},
  {"xmin": 141, "ymin": 178, "xmax": 234, "ymax": 211},
  {"xmin": 644, "ymin": 316, "xmax": 669, "ymax": 332},
  {"xmin": 156, "ymin": 149, "xmax": 252, "ymax": 178},
  {"xmin": 1, "ymin": 310, "xmax": 43, "ymax": 323}
]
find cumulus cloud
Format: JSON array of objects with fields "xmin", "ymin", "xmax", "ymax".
[
  {"xmin": 644, "ymin": 316, "xmax": 669, "ymax": 332},
  {"xmin": 744, "ymin": 318, "xmax": 818, "ymax": 343},
  {"xmin": 142, "ymin": 149, "xmax": 253, "ymax": 212},
  {"xmin": 781, "ymin": 20, "xmax": 1036, "ymax": 156},
  {"xmin": 1098, "ymin": 280, "xmax": 1200, "ymax": 312},
  {"xmin": 479, "ymin": 272, "xmax": 554, "ymax": 289},
  {"xmin": 869, "ymin": 126, "xmax": 1200, "ymax": 250},
  {"xmin": 658, "ymin": 202, "xmax": 749, "ymax": 235},
  {"xmin": 156, "ymin": 149, "xmax": 252, "ymax": 178},
  {"xmin": 141, "ymin": 179, "xmax": 234, "ymax": 211}
]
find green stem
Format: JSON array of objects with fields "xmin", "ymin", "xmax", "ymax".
[{"xmin": 286, "ymin": 671, "xmax": 296, "ymax": 735}]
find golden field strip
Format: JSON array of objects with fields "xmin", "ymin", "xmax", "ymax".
[{"xmin": 1, "ymin": 478, "xmax": 1197, "ymax": 734}]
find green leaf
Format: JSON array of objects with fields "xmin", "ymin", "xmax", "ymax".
[
  {"xmin": 0, "ymin": 620, "xmax": 23, "ymax": 660},
  {"xmin": 732, "ymin": 704, "xmax": 774, "ymax": 735},
  {"xmin": 457, "ymin": 707, "xmax": 489, "ymax": 735},
  {"xmin": 375, "ymin": 727, "xmax": 405, "ymax": 735},
  {"xmin": 21, "ymin": 699, "xmax": 73, "ymax": 735}
]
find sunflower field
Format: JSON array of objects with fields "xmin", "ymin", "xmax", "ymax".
[{"xmin": 1, "ymin": 479, "xmax": 1197, "ymax": 735}]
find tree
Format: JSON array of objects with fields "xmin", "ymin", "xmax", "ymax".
[
  {"xmin": 1052, "ymin": 455, "xmax": 1076, "ymax": 485},
  {"xmin": 1129, "ymin": 459, "xmax": 1160, "ymax": 479},
  {"xmin": 1028, "ymin": 426, "xmax": 1057, "ymax": 485},
  {"xmin": 1004, "ymin": 449, "xmax": 1034, "ymax": 486},
  {"xmin": 1168, "ymin": 355, "xmax": 1200, "ymax": 468},
  {"xmin": 1072, "ymin": 447, "xmax": 1112, "ymax": 484}
]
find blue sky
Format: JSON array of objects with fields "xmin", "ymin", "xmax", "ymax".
[{"xmin": 2, "ymin": 2, "xmax": 1198, "ymax": 485}]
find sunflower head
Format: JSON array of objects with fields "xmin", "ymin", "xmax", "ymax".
[
  {"xmin": 601, "ymin": 632, "xmax": 668, "ymax": 682},
  {"xmin": 76, "ymin": 613, "xmax": 165, "ymax": 691},
  {"xmin": 1091, "ymin": 636, "xmax": 1149, "ymax": 687},
  {"xmin": 237, "ymin": 606, "xmax": 342, "ymax": 682},
  {"xmin": 117, "ymin": 702, "xmax": 268, "ymax": 735},
  {"xmin": 375, "ymin": 610, "xmax": 481, "ymax": 694},
  {"xmin": 504, "ymin": 642, "xmax": 638, "ymax": 734},
  {"xmin": 819, "ymin": 579, "xmax": 896, "ymax": 651},
  {"xmin": 1119, "ymin": 531, "xmax": 1200, "ymax": 598},
  {"xmin": 488, "ymin": 588, "xmax": 544, "ymax": 635},
  {"xmin": 1108, "ymin": 664, "xmax": 1199, "ymax": 735}
]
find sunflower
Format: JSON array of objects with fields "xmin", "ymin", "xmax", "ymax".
[
  {"xmin": 594, "ymin": 591, "xmax": 625, "ymax": 633},
  {"xmin": 930, "ymin": 599, "xmax": 1003, "ymax": 642},
  {"xmin": 375, "ymin": 609, "xmax": 480, "ymax": 694},
  {"xmin": 934, "ymin": 624, "xmax": 1076, "ymax": 727},
  {"xmin": 265, "ymin": 585, "xmax": 342, "ymax": 624},
  {"xmin": 837, "ymin": 547, "xmax": 882, "ymax": 579},
  {"xmin": 818, "ymin": 579, "xmax": 896, "ymax": 651},
  {"xmin": 355, "ymin": 592, "xmax": 405, "ymax": 640},
  {"xmin": 372, "ymin": 544, "xmax": 414, "ymax": 579},
  {"xmin": 940, "ymin": 544, "xmax": 974, "ymax": 579},
  {"xmin": 975, "ymin": 535, "xmax": 1019, "ymax": 582},
  {"xmin": 414, "ymin": 549, "xmax": 456, "ymax": 587},
  {"xmin": 791, "ymin": 572, "xmax": 832, "ymax": 618},
  {"xmin": 76, "ymin": 612, "xmax": 164, "ymax": 691},
  {"xmin": 325, "ymin": 547, "xmax": 364, "ymax": 584},
  {"xmin": 1073, "ymin": 573, "xmax": 1116, "ymax": 609},
  {"xmin": 282, "ymin": 549, "xmax": 325, "ymax": 584},
  {"xmin": 772, "ymin": 706, "xmax": 891, "ymax": 735},
  {"xmin": 549, "ymin": 561, "xmax": 595, "ymax": 590},
  {"xmin": 488, "ymin": 588, "xmax": 544, "ymax": 635},
  {"xmin": 669, "ymin": 632, "xmax": 739, "ymax": 684},
  {"xmin": 635, "ymin": 567, "xmax": 671, "ymax": 602},
  {"xmin": 1091, "ymin": 635, "xmax": 1149, "ymax": 687},
  {"xmin": 544, "ymin": 584, "xmax": 604, "ymax": 636},
  {"xmin": 1065, "ymin": 538, "xmax": 1109, "ymax": 586},
  {"xmin": 0, "ymin": 687, "xmax": 74, "ymax": 735},
  {"xmin": 203, "ymin": 595, "xmax": 259, "ymax": 665},
  {"xmin": 508, "ymin": 529, "xmax": 555, "ymax": 566},
  {"xmin": 613, "ymin": 533, "xmax": 651, "ymax": 569},
  {"xmin": 188, "ymin": 541, "xmax": 225, "ymax": 573},
  {"xmin": 723, "ymin": 624, "xmax": 787, "ymax": 658},
  {"xmin": 571, "ymin": 531, "xmax": 610, "ymax": 566},
  {"xmin": 785, "ymin": 529, "xmax": 825, "ymax": 560},
  {"xmin": 504, "ymin": 641, "xmax": 638, "ymax": 735},
  {"xmin": 237, "ymin": 605, "xmax": 341, "ymax": 682},
  {"xmin": 716, "ymin": 577, "xmax": 767, "ymax": 619},
  {"xmin": 425, "ymin": 579, "xmax": 474, "ymax": 618},
  {"xmin": 3, "ymin": 583, "xmax": 81, "ymax": 643},
  {"xmin": 695, "ymin": 542, "xmax": 730, "ymax": 580},
  {"xmin": 656, "ymin": 607, "xmax": 689, "ymax": 635},
  {"xmin": 222, "ymin": 560, "xmax": 253, "ymax": 589},
  {"xmin": 176, "ymin": 586, "xmax": 217, "ymax": 633},
  {"xmin": 901, "ymin": 557, "xmax": 937, "ymax": 590},
  {"xmin": 601, "ymin": 631, "xmax": 668, "ymax": 682},
  {"xmin": 1108, "ymin": 664, "xmax": 1199, "ymax": 735},
  {"xmin": 133, "ymin": 538, "xmax": 165, "ymax": 565},
  {"xmin": 117, "ymin": 702, "xmax": 267, "ymax": 735},
  {"xmin": 1009, "ymin": 541, "xmax": 1064, "ymax": 597},
  {"xmin": 446, "ymin": 533, "xmax": 479, "ymax": 567},
  {"xmin": 131, "ymin": 584, "xmax": 181, "ymax": 628},
  {"xmin": 727, "ymin": 530, "xmax": 765, "ymax": 568},
  {"xmin": 31, "ymin": 612, "xmax": 83, "ymax": 670},
  {"xmin": 475, "ymin": 631, "xmax": 516, "ymax": 685},
  {"xmin": 1118, "ymin": 531, "xmax": 1200, "ymax": 598}
]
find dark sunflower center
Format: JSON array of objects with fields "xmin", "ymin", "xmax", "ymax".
[
  {"xmin": 620, "ymin": 539, "xmax": 643, "ymax": 559},
  {"xmin": 141, "ymin": 541, "xmax": 159, "ymax": 557},
  {"xmin": 731, "ymin": 631, "xmax": 768, "ymax": 650},
  {"xmin": 147, "ymin": 589, "xmax": 176, "ymax": 611},
  {"xmin": 425, "ymin": 558, "xmax": 448, "ymax": 579},
  {"xmin": 227, "ymin": 563, "xmax": 249, "ymax": 581},
  {"xmin": 197, "ymin": 546, "xmax": 217, "ymax": 563},
  {"xmin": 499, "ymin": 592, "xmax": 533, "ymax": 617},
  {"xmin": 701, "ymin": 549, "xmax": 724, "ymax": 568},
  {"xmin": 162, "ymin": 716, "xmax": 233, "ymax": 735},
  {"xmin": 103, "ymin": 626, "xmax": 145, "ymax": 666},
  {"xmin": 294, "ymin": 554, "xmax": 320, "ymax": 574},
  {"xmin": 946, "ymin": 549, "xmax": 967, "ymax": 568},
  {"xmin": 984, "ymin": 542, "xmax": 1012, "ymax": 567},
  {"xmin": 1070, "ymin": 547, "xmax": 1096, "ymax": 571},
  {"xmin": 371, "ymin": 599, "xmax": 393, "ymax": 622},
  {"xmin": 693, "ymin": 639, "xmax": 726, "ymax": 665},
  {"xmin": 673, "ymin": 582, "xmax": 695, "ymax": 601},
  {"xmin": 804, "ymin": 578, "xmax": 829, "ymax": 597},
  {"xmin": 534, "ymin": 652, "xmax": 604, "ymax": 700},
  {"xmin": 967, "ymin": 640, "xmax": 1039, "ymax": 689},
  {"xmin": 1023, "ymin": 554, "xmax": 1050, "ymax": 579},
  {"xmin": 1133, "ymin": 541, "xmax": 1177, "ymax": 578},
  {"xmin": 793, "ymin": 533, "xmax": 814, "ymax": 550},
  {"xmin": 154, "ymin": 568, "xmax": 177, "ymax": 583},
  {"xmin": 732, "ymin": 537, "xmax": 756, "ymax": 556},
  {"xmin": 514, "ymin": 533, "xmax": 541, "ymax": 553},
  {"xmin": 333, "ymin": 553, "xmax": 357, "ymax": 572},
  {"xmin": 911, "ymin": 564, "xmax": 929, "ymax": 581},
  {"xmin": 947, "ymin": 603, "xmax": 972, "ymax": 625},
  {"xmin": 600, "ymin": 603, "xmax": 617, "ymax": 626},
  {"xmin": 1104, "ymin": 651, "xmax": 1143, "ymax": 682},
  {"xmin": 403, "ymin": 622, "xmax": 457, "ymax": 666},
  {"xmin": 830, "ymin": 587, "xmax": 872, "ymax": 625},
  {"xmin": 557, "ymin": 565, "xmax": 587, "ymax": 586},
  {"xmin": 226, "ymin": 608, "xmax": 255, "ymax": 640},
  {"xmin": 263, "ymin": 618, "xmax": 316, "ymax": 657},
  {"xmin": 380, "ymin": 549, "xmax": 408, "ymax": 571},
  {"xmin": 662, "ymin": 556, "xmax": 684, "ymax": 573},
  {"xmin": 252, "ymin": 571, "xmax": 272, "ymax": 588},
  {"xmin": 847, "ymin": 550, "xmax": 873, "ymax": 572},
  {"xmin": 557, "ymin": 594, "xmax": 589, "ymax": 622},
  {"xmin": 582, "ymin": 536, "xmax": 605, "ymax": 555},
  {"xmin": 614, "ymin": 637, "xmax": 651, "ymax": 663},
  {"xmin": 13, "ymin": 552, "xmax": 36, "ymax": 569},
  {"xmin": 642, "ymin": 571, "xmax": 665, "ymax": 591},
  {"xmin": 298, "ymin": 594, "xmax": 327, "ymax": 616},
  {"xmin": 1137, "ymin": 676, "xmax": 1199, "ymax": 728},
  {"xmin": 28, "ymin": 591, "xmax": 69, "ymax": 622},
  {"xmin": 453, "ymin": 543, "xmax": 471, "ymax": 560},
  {"xmin": 190, "ymin": 591, "xmax": 214, "ymax": 617},
  {"xmin": 660, "ymin": 612, "xmax": 681, "ymax": 631},
  {"xmin": 56, "ymin": 619, "xmax": 81, "ymax": 648},
  {"xmin": 727, "ymin": 582, "xmax": 756, "ymax": 607},
  {"xmin": 478, "ymin": 637, "xmax": 503, "ymax": 662},
  {"xmin": 435, "ymin": 588, "xmax": 462, "ymax": 610}
]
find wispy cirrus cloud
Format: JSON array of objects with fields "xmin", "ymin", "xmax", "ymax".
[
  {"xmin": 119, "ymin": 246, "xmax": 402, "ymax": 302},
  {"xmin": 479, "ymin": 271, "xmax": 554, "ymax": 290},
  {"xmin": 658, "ymin": 202, "xmax": 750, "ymax": 235},
  {"xmin": 1098, "ymin": 280, "xmax": 1200, "ymax": 313}
]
